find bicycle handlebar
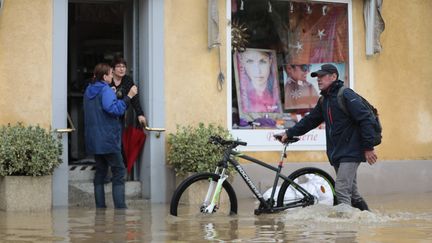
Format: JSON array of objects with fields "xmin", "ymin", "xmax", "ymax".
[
  {"xmin": 273, "ymin": 134, "xmax": 300, "ymax": 144},
  {"xmin": 209, "ymin": 134, "xmax": 299, "ymax": 148},
  {"xmin": 288, "ymin": 137, "xmax": 300, "ymax": 143},
  {"xmin": 209, "ymin": 135, "xmax": 247, "ymax": 147}
]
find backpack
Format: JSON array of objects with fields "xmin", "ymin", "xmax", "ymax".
[{"xmin": 336, "ymin": 86, "xmax": 382, "ymax": 146}]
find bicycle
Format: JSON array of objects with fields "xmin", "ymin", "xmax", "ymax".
[{"xmin": 170, "ymin": 135, "xmax": 336, "ymax": 217}]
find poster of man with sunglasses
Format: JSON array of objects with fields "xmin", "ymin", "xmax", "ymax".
[
  {"xmin": 283, "ymin": 64, "xmax": 319, "ymax": 113},
  {"xmin": 283, "ymin": 63, "xmax": 347, "ymax": 114}
]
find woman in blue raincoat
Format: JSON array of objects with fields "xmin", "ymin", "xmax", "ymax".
[{"xmin": 83, "ymin": 63, "xmax": 137, "ymax": 209}]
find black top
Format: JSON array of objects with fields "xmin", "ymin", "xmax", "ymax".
[
  {"xmin": 287, "ymin": 80, "xmax": 376, "ymax": 165},
  {"xmin": 110, "ymin": 75, "xmax": 144, "ymax": 117}
]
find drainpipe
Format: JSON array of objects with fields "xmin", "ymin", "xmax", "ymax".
[
  {"xmin": 364, "ymin": 0, "xmax": 385, "ymax": 57},
  {"xmin": 0, "ymin": 0, "xmax": 4, "ymax": 16}
]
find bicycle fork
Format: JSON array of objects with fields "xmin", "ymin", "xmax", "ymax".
[{"xmin": 202, "ymin": 168, "xmax": 228, "ymax": 214}]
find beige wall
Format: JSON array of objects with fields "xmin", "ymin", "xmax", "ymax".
[
  {"xmin": 164, "ymin": 0, "xmax": 432, "ymax": 162},
  {"xmin": 352, "ymin": 0, "xmax": 432, "ymax": 160},
  {"xmin": 165, "ymin": 0, "xmax": 227, "ymax": 131},
  {"xmin": 0, "ymin": 0, "xmax": 430, "ymax": 161},
  {"xmin": 0, "ymin": 0, "xmax": 52, "ymax": 129}
]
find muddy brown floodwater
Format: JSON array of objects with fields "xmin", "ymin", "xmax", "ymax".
[{"xmin": 0, "ymin": 193, "xmax": 431, "ymax": 242}]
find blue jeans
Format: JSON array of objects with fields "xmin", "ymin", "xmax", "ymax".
[{"xmin": 94, "ymin": 153, "xmax": 127, "ymax": 209}]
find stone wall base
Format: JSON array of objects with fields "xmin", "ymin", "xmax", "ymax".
[{"xmin": 0, "ymin": 176, "xmax": 52, "ymax": 211}]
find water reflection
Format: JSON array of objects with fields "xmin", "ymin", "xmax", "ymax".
[
  {"xmin": 67, "ymin": 208, "xmax": 150, "ymax": 242},
  {"xmin": 0, "ymin": 193, "xmax": 430, "ymax": 242}
]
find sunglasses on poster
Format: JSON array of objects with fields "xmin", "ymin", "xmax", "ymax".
[{"xmin": 298, "ymin": 64, "xmax": 310, "ymax": 72}]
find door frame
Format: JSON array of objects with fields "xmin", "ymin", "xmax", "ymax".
[
  {"xmin": 51, "ymin": 0, "xmax": 168, "ymax": 206},
  {"xmin": 52, "ymin": 0, "xmax": 69, "ymax": 207},
  {"xmin": 138, "ymin": 0, "xmax": 169, "ymax": 203}
]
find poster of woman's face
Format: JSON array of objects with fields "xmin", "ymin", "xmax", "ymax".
[{"xmin": 234, "ymin": 48, "xmax": 282, "ymax": 117}]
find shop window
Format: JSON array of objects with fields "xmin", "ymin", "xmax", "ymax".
[{"xmin": 229, "ymin": 0, "xmax": 351, "ymax": 150}]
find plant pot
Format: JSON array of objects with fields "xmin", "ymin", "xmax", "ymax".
[{"xmin": 0, "ymin": 175, "xmax": 52, "ymax": 211}]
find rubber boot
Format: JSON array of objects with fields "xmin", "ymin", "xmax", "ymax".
[
  {"xmin": 112, "ymin": 184, "xmax": 127, "ymax": 209},
  {"xmin": 94, "ymin": 184, "xmax": 107, "ymax": 208},
  {"xmin": 351, "ymin": 198, "xmax": 370, "ymax": 211}
]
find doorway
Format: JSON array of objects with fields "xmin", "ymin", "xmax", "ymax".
[
  {"xmin": 67, "ymin": 0, "xmax": 136, "ymax": 169},
  {"xmin": 53, "ymin": 0, "xmax": 168, "ymax": 205}
]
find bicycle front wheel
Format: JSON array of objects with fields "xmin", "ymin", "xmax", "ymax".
[
  {"xmin": 276, "ymin": 167, "xmax": 336, "ymax": 207},
  {"xmin": 170, "ymin": 172, "xmax": 238, "ymax": 217}
]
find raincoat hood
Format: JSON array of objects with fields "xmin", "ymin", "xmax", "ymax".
[{"xmin": 84, "ymin": 80, "xmax": 107, "ymax": 100}]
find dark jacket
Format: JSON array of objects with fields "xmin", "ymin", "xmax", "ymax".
[
  {"xmin": 287, "ymin": 80, "xmax": 376, "ymax": 165},
  {"xmin": 110, "ymin": 75, "xmax": 144, "ymax": 117},
  {"xmin": 83, "ymin": 80, "xmax": 131, "ymax": 155}
]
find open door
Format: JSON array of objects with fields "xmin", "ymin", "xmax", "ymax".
[
  {"xmin": 54, "ymin": 0, "xmax": 167, "ymax": 205},
  {"xmin": 68, "ymin": 0, "xmax": 133, "ymax": 166}
]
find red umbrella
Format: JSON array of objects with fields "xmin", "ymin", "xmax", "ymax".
[{"xmin": 122, "ymin": 126, "xmax": 146, "ymax": 173}]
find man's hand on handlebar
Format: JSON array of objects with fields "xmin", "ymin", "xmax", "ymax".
[
  {"xmin": 274, "ymin": 132, "xmax": 288, "ymax": 143},
  {"xmin": 274, "ymin": 132, "xmax": 299, "ymax": 144}
]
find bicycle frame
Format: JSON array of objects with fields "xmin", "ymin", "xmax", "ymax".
[{"xmin": 214, "ymin": 143, "xmax": 316, "ymax": 214}]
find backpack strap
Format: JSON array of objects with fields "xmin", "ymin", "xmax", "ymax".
[
  {"xmin": 337, "ymin": 86, "xmax": 348, "ymax": 115},
  {"xmin": 319, "ymin": 86, "xmax": 348, "ymax": 115}
]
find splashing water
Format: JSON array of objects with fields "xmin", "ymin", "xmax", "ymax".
[{"xmin": 282, "ymin": 203, "xmax": 430, "ymax": 224}]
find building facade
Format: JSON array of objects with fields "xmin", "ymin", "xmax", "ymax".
[{"xmin": 0, "ymin": 0, "xmax": 431, "ymax": 206}]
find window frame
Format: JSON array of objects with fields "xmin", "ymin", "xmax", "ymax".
[{"xmin": 226, "ymin": 0, "xmax": 354, "ymax": 151}]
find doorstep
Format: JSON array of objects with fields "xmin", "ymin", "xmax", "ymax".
[{"xmin": 68, "ymin": 165, "xmax": 142, "ymax": 208}]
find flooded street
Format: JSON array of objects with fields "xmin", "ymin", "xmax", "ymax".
[{"xmin": 0, "ymin": 193, "xmax": 431, "ymax": 242}]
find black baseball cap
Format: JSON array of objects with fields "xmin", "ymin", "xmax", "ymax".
[{"xmin": 310, "ymin": 64, "xmax": 339, "ymax": 78}]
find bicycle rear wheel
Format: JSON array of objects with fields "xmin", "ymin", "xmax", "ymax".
[
  {"xmin": 170, "ymin": 172, "xmax": 238, "ymax": 217},
  {"xmin": 276, "ymin": 167, "xmax": 336, "ymax": 207}
]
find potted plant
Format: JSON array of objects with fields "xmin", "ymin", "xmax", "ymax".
[
  {"xmin": 0, "ymin": 123, "xmax": 62, "ymax": 211},
  {"xmin": 167, "ymin": 123, "xmax": 235, "ymax": 179}
]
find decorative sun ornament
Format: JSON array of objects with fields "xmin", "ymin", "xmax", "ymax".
[{"xmin": 231, "ymin": 19, "xmax": 249, "ymax": 52}]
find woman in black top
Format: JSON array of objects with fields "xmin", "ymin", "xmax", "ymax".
[{"xmin": 110, "ymin": 56, "xmax": 146, "ymax": 126}]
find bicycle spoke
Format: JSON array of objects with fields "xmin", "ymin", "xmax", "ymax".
[
  {"xmin": 176, "ymin": 181, "xmax": 231, "ymax": 216},
  {"xmin": 277, "ymin": 168, "xmax": 336, "ymax": 208},
  {"xmin": 170, "ymin": 173, "xmax": 237, "ymax": 217}
]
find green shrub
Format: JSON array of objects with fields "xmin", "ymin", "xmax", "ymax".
[
  {"xmin": 0, "ymin": 123, "xmax": 63, "ymax": 176},
  {"xmin": 167, "ymin": 123, "xmax": 235, "ymax": 176}
]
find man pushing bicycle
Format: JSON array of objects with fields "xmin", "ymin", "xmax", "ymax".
[{"xmin": 276, "ymin": 64, "xmax": 378, "ymax": 211}]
